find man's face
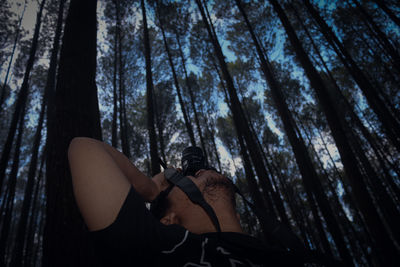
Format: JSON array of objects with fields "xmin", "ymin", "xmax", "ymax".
[{"xmin": 159, "ymin": 169, "xmax": 236, "ymax": 233}]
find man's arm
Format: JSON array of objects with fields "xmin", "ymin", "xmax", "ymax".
[{"xmin": 68, "ymin": 137, "xmax": 165, "ymax": 231}]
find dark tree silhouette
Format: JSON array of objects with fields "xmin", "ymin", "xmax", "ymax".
[
  {"xmin": 235, "ymin": 1, "xmax": 354, "ymax": 264},
  {"xmin": 302, "ymin": 0, "xmax": 400, "ymax": 152},
  {"xmin": 0, "ymin": 1, "xmax": 26, "ymax": 111},
  {"xmin": 0, "ymin": 1, "xmax": 398, "ymax": 266},
  {"xmin": 268, "ymin": 0, "xmax": 399, "ymax": 264},
  {"xmin": 10, "ymin": 1, "xmax": 65, "ymax": 266},
  {"xmin": 195, "ymin": 0, "xmax": 305, "ymax": 252},
  {"xmin": 43, "ymin": 0, "xmax": 102, "ymax": 266},
  {"xmin": 155, "ymin": 1, "xmax": 196, "ymax": 147},
  {"xmin": 372, "ymin": 0, "xmax": 400, "ymax": 27},
  {"xmin": 0, "ymin": 0, "xmax": 45, "ymax": 192},
  {"xmin": 141, "ymin": 0, "xmax": 160, "ymax": 175}
]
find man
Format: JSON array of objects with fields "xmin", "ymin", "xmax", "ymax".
[{"xmin": 68, "ymin": 137, "xmax": 301, "ymax": 266}]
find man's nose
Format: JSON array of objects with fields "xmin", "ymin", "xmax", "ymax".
[{"xmin": 194, "ymin": 169, "xmax": 207, "ymax": 177}]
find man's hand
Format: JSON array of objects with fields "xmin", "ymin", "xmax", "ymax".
[
  {"xmin": 150, "ymin": 172, "xmax": 169, "ymax": 200},
  {"xmin": 151, "ymin": 167, "xmax": 180, "ymax": 200}
]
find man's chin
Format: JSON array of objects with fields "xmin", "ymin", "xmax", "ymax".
[{"xmin": 203, "ymin": 177, "xmax": 235, "ymax": 200}]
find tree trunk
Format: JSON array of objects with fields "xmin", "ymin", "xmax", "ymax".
[
  {"xmin": 196, "ymin": 0, "xmax": 304, "ymax": 251},
  {"xmin": 303, "ymin": 0, "xmax": 400, "ymax": 151},
  {"xmin": 0, "ymin": 1, "xmax": 26, "ymax": 111},
  {"xmin": 0, "ymin": 0, "xmax": 45, "ymax": 192},
  {"xmin": 236, "ymin": 77, "xmax": 291, "ymax": 227},
  {"xmin": 236, "ymin": 0, "xmax": 356, "ymax": 263},
  {"xmin": 174, "ymin": 31, "xmax": 207, "ymax": 160},
  {"xmin": 32, "ymin": 207, "xmax": 45, "ymax": 267},
  {"xmin": 351, "ymin": 0, "xmax": 400, "ymax": 73},
  {"xmin": 10, "ymin": 59, "xmax": 45, "ymax": 266},
  {"xmin": 202, "ymin": 115, "xmax": 222, "ymax": 171},
  {"xmin": 186, "ymin": 76, "xmax": 208, "ymax": 165},
  {"xmin": 291, "ymin": 3, "xmax": 399, "ymax": 245},
  {"xmin": 156, "ymin": 3, "xmax": 196, "ymax": 147},
  {"xmin": 111, "ymin": 0, "xmax": 119, "ymax": 147},
  {"xmin": 154, "ymin": 93, "xmax": 167, "ymax": 164},
  {"xmin": 10, "ymin": 2, "xmax": 65, "ymax": 266},
  {"xmin": 292, "ymin": 1, "xmax": 391, "ymax": 176},
  {"xmin": 24, "ymin": 149, "xmax": 45, "ymax": 267},
  {"xmin": 116, "ymin": 1, "xmax": 131, "ymax": 159},
  {"xmin": 43, "ymin": 0, "xmax": 102, "ymax": 266},
  {"xmin": 141, "ymin": 0, "xmax": 160, "ymax": 175},
  {"xmin": 236, "ymin": 125, "xmax": 274, "ymax": 244},
  {"xmin": 199, "ymin": 1, "xmax": 282, "ymax": 226},
  {"xmin": 372, "ymin": 0, "xmax": 400, "ymax": 27},
  {"xmin": 268, "ymin": 0, "xmax": 399, "ymax": 264},
  {"xmin": 296, "ymin": 2, "xmax": 400, "ymax": 242},
  {"xmin": 300, "ymin": 120, "xmax": 368, "ymax": 261},
  {"xmin": 272, "ymin": 166, "xmax": 312, "ymax": 250},
  {"xmin": 218, "ymin": 69, "xmax": 281, "ymax": 244},
  {"xmin": 0, "ymin": 103, "xmax": 26, "ymax": 266}
]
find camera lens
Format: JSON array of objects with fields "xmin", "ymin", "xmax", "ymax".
[{"xmin": 182, "ymin": 147, "xmax": 206, "ymax": 176}]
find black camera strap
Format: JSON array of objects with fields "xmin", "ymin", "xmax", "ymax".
[{"xmin": 164, "ymin": 168, "xmax": 222, "ymax": 233}]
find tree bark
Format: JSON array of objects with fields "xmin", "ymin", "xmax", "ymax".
[
  {"xmin": 218, "ymin": 69, "xmax": 280, "ymax": 244},
  {"xmin": 268, "ymin": 0, "xmax": 399, "ymax": 264},
  {"xmin": 141, "ymin": 0, "xmax": 160, "ymax": 175},
  {"xmin": 116, "ymin": 1, "xmax": 131, "ymax": 159},
  {"xmin": 295, "ymin": 1, "xmax": 400, "ymax": 244},
  {"xmin": 43, "ymin": 0, "xmax": 102, "ymax": 266},
  {"xmin": 300, "ymin": 119, "xmax": 368, "ymax": 261},
  {"xmin": 203, "ymin": 115, "xmax": 222, "ymax": 171},
  {"xmin": 0, "ymin": 102, "xmax": 26, "ymax": 266},
  {"xmin": 156, "ymin": 3, "xmax": 196, "ymax": 147},
  {"xmin": 236, "ymin": 77, "xmax": 291, "ymax": 227},
  {"xmin": 111, "ymin": 0, "xmax": 119, "ymax": 147},
  {"xmin": 196, "ymin": 0, "xmax": 304, "ymax": 251},
  {"xmin": 24, "ymin": 149, "xmax": 45, "ymax": 267},
  {"xmin": 0, "ymin": 0, "xmax": 45, "ymax": 192},
  {"xmin": 0, "ymin": 1, "xmax": 26, "ymax": 111},
  {"xmin": 154, "ymin": 91, "xmax": 167, "ymax": 163},
  {"xmin": 372, "ymin": 0, "xmax": 400, "ymax": 27},
  {"xmin": 292, "ymin": 1, "xmax": 400, "ymax": 243},
  {"xmin": 351, "ymin": 0, "xmax": 400, "ymax": 73},
  {"xmin": 10, "ymin": 2, "xmax": 65, "ymax": 266},
  {"xmin": 236, "ymin": 0, "xmax": 357, "ymax": 263},
  {"xmin": 175, "ymin": 30, "xmax": 208, "ymax": 160},
  {"xmin": 303, "ymin": 0, "xmax": 400, "ymax": 151}
]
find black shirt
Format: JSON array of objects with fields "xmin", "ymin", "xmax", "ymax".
[{"xmin": 90, "ymin": 187, "xmax": 302, "ymax": 266}]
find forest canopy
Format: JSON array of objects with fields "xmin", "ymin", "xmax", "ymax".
[{"xmin": 0, "ymin": 0, "xmax": 399, "ymax": 266}]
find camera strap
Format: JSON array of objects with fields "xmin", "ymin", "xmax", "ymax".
[{"xmin": 164, "ymin": 168, "xmax": 222, "ymax": 233}]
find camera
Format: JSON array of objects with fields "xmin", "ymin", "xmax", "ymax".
[{"xmin": 181, "ymin": 147, "xmax": 208, "ymax": 176}]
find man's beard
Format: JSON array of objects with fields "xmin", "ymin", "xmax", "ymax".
[{"xmin": 202, "ymin": 176, "xmax": 236, "ymax": 204}]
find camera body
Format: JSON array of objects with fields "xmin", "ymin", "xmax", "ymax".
[{"xmin": 181, "ymin": 147, "xmax": 208, "ymax": 177}]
